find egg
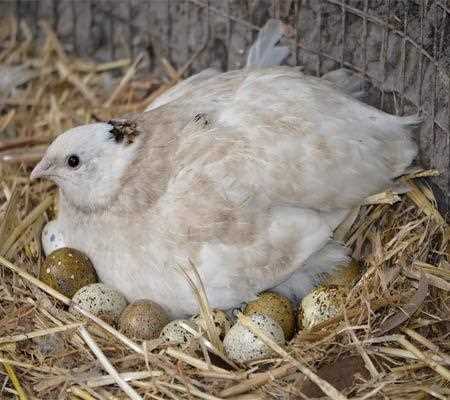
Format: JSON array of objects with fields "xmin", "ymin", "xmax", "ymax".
[
  {"xmin": 41, "ymin": 220, "xmax": 66, "ymax": 256},
  {"xmin": 298, "ymin": 286, "xmax": 346, "ymax": 330},
  {"xmin": 244, "ymin": 292, "xmax": 295, "ymax": 339},
  {"xmin": 70, "ymin": 283, "xmax": 127, "ymax": 324},
  {"xmin": 324, "ymin": 259, "xmax": 360, "ymax": 287},
  {"xmin": 191, "ymin": 309, "xmax": 232, "ymax": 340},
  {"xmin": 119, "ymin": 299, "xmax": 169, "ymax": 340},
  {"xmin": 160, "ymin": 319, "xmax": 196, "ymax": 345},
  {"xmin": 40, "ymin": 247, "xmax": 98, "ymax": 298},
  {"xmin": 223, "ymin": 314, "xmax": 285, "ymax": 363}
]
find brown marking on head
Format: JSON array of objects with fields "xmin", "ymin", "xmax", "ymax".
[{"xmin": 108, "ymin": 118, "xmax": 140, "ymax": 145}]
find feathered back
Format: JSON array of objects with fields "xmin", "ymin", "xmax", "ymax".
[{"xmin": 142, "ymin": 67, "xmax": 419, "ymax": 212}]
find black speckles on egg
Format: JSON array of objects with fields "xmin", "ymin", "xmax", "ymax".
[
  {"xmin": 191, "ymin": 309, "xmax": 232, "ymax": 340},
  {"xmin": 119, "ymin": 299, "xmax": 169, "ymax": 340},
  {"xmin": 70, "ymin": 283, "xmax": 127, "ymax": 325},
  {"xmin": 299, "ymin": 286, "xmax": 345, "ymax": 330},
  {"xmin": 159, "ymin": 319, "xmax": 195, "ymax": 345},
  {"xmin": 223, "ymin": 314, "xmax": 285, "ymax": 363},
  {"xmin": 243, "ymin": 292, "xmax": 295, "ymax": 340}
]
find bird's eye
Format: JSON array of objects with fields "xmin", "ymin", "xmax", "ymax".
[{"xmin": 66, "ymin": 154, "xmax": 80, "ymax": 169}]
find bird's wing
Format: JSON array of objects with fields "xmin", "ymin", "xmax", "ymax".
[
  {"xmin": 145, "ymin": 68, "xmax": 220, "ymax": 111},
  {"xmin": 173, "ymin": 67, "xmax": 418, "ymax": 212}
]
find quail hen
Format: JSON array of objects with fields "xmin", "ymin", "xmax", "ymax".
[{"xmin": 32, "ymin": 20, "xmax": 419, "ymax": 317}]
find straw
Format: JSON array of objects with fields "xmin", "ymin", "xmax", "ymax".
[{"xmin": 1, "ymin": 18, "xmax": 449, "ymax": 399}]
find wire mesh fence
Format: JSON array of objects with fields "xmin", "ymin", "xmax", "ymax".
[{"xmin": 1, "ymin": 0, "xmax": 449, "ymax": 210}]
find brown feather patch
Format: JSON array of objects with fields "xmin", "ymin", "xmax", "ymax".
[{"xmin": 108, "ymin": 119, "xmax": 140, "ymax": 145}]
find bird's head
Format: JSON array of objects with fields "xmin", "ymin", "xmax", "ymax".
[{"xmin": 31, "ymin": 120, "xmax": 140, "ymax": 213}]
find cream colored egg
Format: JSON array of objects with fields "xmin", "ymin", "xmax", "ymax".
[
  {"xmin": 223, "ymin": 314, "xmax": 285, "ymax": 363},
  {"xmin": 298, "ymin": 286, "xmax": 346, "ymax": 330},
  {"xmin": 70, "ymin": 283, "xmax": 128, "ymax": 324},
  {"xmin": 41, "ymin": 220, "xmax": 66, "ymax": 256},
  {"xmin": 191, "ymin": 309, "xmax": 232, "ymax": 340},
  {"xmin": 119, "ymin": 299, "xmax": 169, "ymax": 340},
  {"xmin": 159, "ymin": 319, "xmax": 196, "ymax": 345},
  {"xmin": 244, "ymin": 292, "xmax": 295, "ymax": 340}
]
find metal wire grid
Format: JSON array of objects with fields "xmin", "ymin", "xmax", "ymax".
[
  {"xmin": 12, "ymin": 1, "xmax": 449, "ymax": 119},
  {"xmin": 185, "ymin": 0, "xmax": 449, "ymax": 198},
  {"xmin": 9, "ymin": 0, "xmax": 450, "ymax": 202}
]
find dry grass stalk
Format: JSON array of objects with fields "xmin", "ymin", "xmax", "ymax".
[
  {"xmin": 0, "ymin": 196, "xmax": 53, "ymax": 255},
  {"xmin": 2, "ymin": 362, "xmax": 29, "ymax": 400},
  {"xmin": 67, "ymin": 386, "xmax": 97, "ymax": 400},
  {"xmin": 396, "ymin": 336, "xmax": 450, "ymax": 381},
  {"xmin": 105, "ymin": 53, "xmax": 144, "ymax": 107},
  {"xmin": 237, "ymin": 313, "xmax": 349, "ymax": 400},
  {"xmin": 0, "ymin": 322, "xmax": 83, "ymax": 345},
  {"xmin": 86, "ymin": 370, "xmax": 164, "ymax": 388},
  {"xmin": 218, "ymin": 364, "xmax": 295, "ymax": 398},
  {"xmin": 178, "ymin": 262, "xmax": 225, "ymax": 353},
  {"xmin": 1, "ymin": 18, "xmax": 449, "ymax": 400},
  {"xmin": 56, "ymin": 62, "xmax": 99, "ymax": 107},
  {"xmin": 166, "ymin": 348, "xmax": 233, "ymax": 376},
  {"xmin": 78, "ymin": 326, "xmax": 143, "ymax": 400},
  {"xmin": 156, "ymin": 381, "xmax": 222, "ymax": 400}
]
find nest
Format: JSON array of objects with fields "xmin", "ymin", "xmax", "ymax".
[{"xmin": 0, "ymin": 17, "xmax": 449, "ymax": 400}]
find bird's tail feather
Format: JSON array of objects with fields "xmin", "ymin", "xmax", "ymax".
[
  {"xmin": 246, "ymin": 19, "xmax": 290, "ymax": 68},
  {"xmin": 384, "ymin": 113, "xmax": 421, "ymax": 178},
  {"xmin": 397, "ymin": 114, "xmax": 423, "ymax": 129}
]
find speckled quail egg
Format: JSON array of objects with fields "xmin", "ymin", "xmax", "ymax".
[
  {"xmin": 70, "ymin": 283, "xmax": 127, "ymax": 324},
  {"xmin": 324, "ymin": 259, "xmax": 360, "ymax": 287},
  {"xmin": 298, "ymin": 286, "xmax": 346, "ymax": 330},
  {"xmin": 223, "ymin": 314, "xmax": 285, "ymax": 363},
  {"xmin": 160, "ymin": 319, "xmax": 196, "ymax": 345},
  {"xmin": 40, "ymin": 247, "xmax": 98, "ymax": 298},
  {"xmin": 191, "ymin": 309, "xmax": 232, "ymax": 340},
  {"xmin": 41, "ymin": 220, "xmax": 66, "ymax": 256},
  {"xmin": 244, "ymin": 292, "xmax": 295, "ymax": 340},
  {"xmin": 119, "ymin": 299, "xmax": 169, "ymax": 340}
]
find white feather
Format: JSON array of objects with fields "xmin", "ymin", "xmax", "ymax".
[{"xmin": 245, "ymin": 19, "xmax": 290, "ymax": 68}]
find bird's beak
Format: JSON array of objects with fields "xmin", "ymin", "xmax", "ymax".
[{"xmin": 31, "ymin": 158, "xmax": 52, "ymax": 180}]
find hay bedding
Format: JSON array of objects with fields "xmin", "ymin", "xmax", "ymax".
[{"xmin": 0, "ymin": 17, "xmax": 449, "ymax": 400}]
